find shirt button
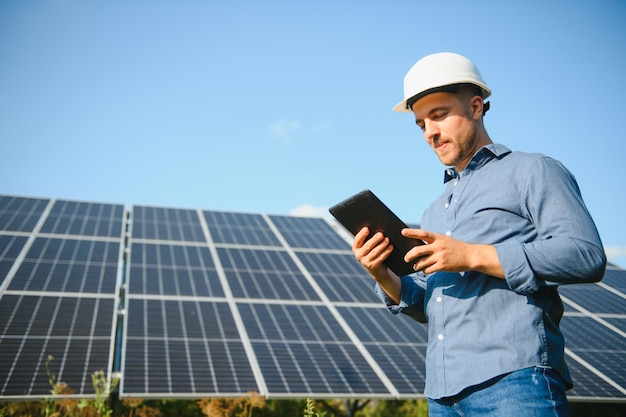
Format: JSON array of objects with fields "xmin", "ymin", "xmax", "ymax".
[
  {"xmin": 436, "ymin": 296, "xmax": 442, "ymax": 302},
  {"xmin": 445, "ymin": 231, "xmax": 451, "ymax": 236},
  {"xmin": 444, "ymin": 203, "xmax": 449, "ymax": 209},
  {"xmin": 453, "ymin": 181, "xmax": 458, "ymax": 186},
  {"xmin": 438, "ymin": 334, "xmax": 444, "ymax": 340}
]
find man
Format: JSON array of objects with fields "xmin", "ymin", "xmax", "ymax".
[{"xmin": 352, "ymin": 52, "xmax": 606, "ymax": 416}]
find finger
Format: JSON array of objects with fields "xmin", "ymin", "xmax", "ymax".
[
  {"xmin": 401, "ymin": 228, "xmax": 433, "ymax": 242},
  {"xmin": 405, "ymin": 246, "xmax": 423, "ymax": 263},
  {"xmin": 363, "ymin": 241, "xmax": 394, "ymax": 271},
  {"xmin": 352, "ymin": 227, "xmax": 370, "ymax": 250},
  {"xmin": 413, "ymin": 253, "xmax": 437, "ymax": 273},
  {"xmin": 368, "ymin": 237, "xmax": 393, "ymax": 260}
]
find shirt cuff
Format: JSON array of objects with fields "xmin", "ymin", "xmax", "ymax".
[
  {"xmin": 375, "ymin": 275, "xmax": 425, "ymax": 315},
  {"xmin": 495, "ymin": 241, "xmax": 540, "ymax": 294}
]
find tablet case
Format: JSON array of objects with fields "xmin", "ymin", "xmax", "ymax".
[{"xmin": 328, "ymin": 189, "xmax": 423, "ymax": 276}]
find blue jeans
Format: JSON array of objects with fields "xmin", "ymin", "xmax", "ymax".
[{"xmin": 428, "ymin": 367, "xmax": 570, "ymax": 417}]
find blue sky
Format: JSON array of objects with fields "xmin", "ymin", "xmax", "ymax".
[{"xmin": 1, "ymin": 0, "xmax": 625, "ymax": 268}]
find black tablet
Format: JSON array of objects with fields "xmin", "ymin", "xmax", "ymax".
[{"xmin": 329, "ymin": 189, "xmax": 424, "ymax": 276}]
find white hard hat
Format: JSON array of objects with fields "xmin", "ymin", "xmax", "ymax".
[{"xmin": 392, "ymin": 52, "xmax": 491, "ymax": 113}]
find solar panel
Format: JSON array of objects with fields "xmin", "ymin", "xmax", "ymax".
[
  {"xmin": 296, "ymin": 252, "xmax": 380, "ymax": 303},
  {"xmin": 128, "ymin": 242, "xmax": 223, "ymax": 297},
  {"xmin": 338, "ymin": 306, "xmax": 428, "ymax": 396},
  {"xmin": 238, "ymin": 303, "xmax": 389, "ymax": 396},
  {"xmin": 132, "ymin": 206, "xmax": 206, "ymax": 242},
  {"xmin": 0, "ymin": 294, "xmax": 115, "ymax": 396},
  {"xmin": 601, "ymin": 268, "xmax": 626, "ymax": 291},
  {"xmin": 121, "ymin": 207, "xmax": 261, "ymax": 397},
  {"xmin": 2, "ymin": 194, "xmax": 626, "ymax": 403},
  {"xmin": 0, "ymin": 195, "xmax": 50, "ymax": 233},
  {"xmin": 0, "ymin": 235, "xmax": 28, "ymax": 287},
  {"xmin": 40, "ymin": 200, "xmax": 124, "ymax": 238},
  {"xmin": 559, "ymin": 283, "xmax": 626, "ymax": 314},
  {"xmin": 122, "ymin": 298, "xmax": 257, "ymax": 396},
  {"xmin": 204, "ymin": 211, "xmax": 282, "ymax": 247},
  {"xmin": 560, "ymin": 264, "xmax": 626, "ymax": 399},
  {"xmin": 8, "ymin": 238, "xmax": 120, "ymax": 293},
  {"xmin": 217, "ymin": 247, "xmax": 319, "ymax": 301},
  {"xmin": 0, "ymin": 196, "xmax": 124, "ymax": 399},
  {"xmin": 268, "ymin": 215, "xmax": 349, "ymax": 250},
  {"xmin": 565, "ymin": 357, "xmax": 626, "ymax": 399}
]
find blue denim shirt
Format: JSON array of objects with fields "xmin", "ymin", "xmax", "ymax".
[{"xmin": 376, "ymin": 143, "xmax": 606, "ymax": 399}]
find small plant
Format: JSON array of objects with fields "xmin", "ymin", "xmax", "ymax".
[
  {"xmin": 29, "ymin": 354, "xmax": 120, "ymax": 417},
  {"xmin": 75, "ymin": 369, "xmax": 119, "ymax": 416},
  {"xmin": 42, "ymin": 354, "xmax": 59, "ymax": 417},
  {"xmin": 303, "ymin": 398, "xmax": 326, "ymax": 417}
]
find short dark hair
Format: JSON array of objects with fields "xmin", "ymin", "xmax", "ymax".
[{"xmin": 406, "ymin": 83, "xmax": 490, "ymax": 115}]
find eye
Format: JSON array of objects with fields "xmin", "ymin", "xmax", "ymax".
[{"xmin": 433, "ymin": 111, "xmax": 447, "ymax": 120}]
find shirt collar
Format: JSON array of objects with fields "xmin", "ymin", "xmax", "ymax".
[
  {"xmin": 443, "ymin": 143, "xmax": 512, "ymax": 184},
  {"xmin": 443, "ymin": 168, "xmax": 458, "ymax": 183}
]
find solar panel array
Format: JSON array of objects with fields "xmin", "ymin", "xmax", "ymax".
[{"xmin": 1, "ymin": 194, "xmax": 625, "ymax": 402}]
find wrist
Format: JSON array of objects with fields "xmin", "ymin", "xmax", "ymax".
[{"xmin": 470, "ymin": 244, "xmax": 505, "ymax": 279}]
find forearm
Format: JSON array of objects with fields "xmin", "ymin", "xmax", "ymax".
[
  {"xmin": 367, "ymin": 266, "xmax": 402, "ymax": 304},
  {"xmin": 468, "ymin": 243, "xmax": 504, "ymax": 279}
]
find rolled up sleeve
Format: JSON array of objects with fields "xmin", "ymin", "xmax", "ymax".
[
  {"xmin": 375, "ymin": 274, "xmax": 428, "ymax": 323},
  {"xmin": 496, "ymin": 156, "xmax": 606, "ymax": 293}
]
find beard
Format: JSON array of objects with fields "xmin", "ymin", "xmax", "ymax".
[{"xmin": 434, "ymin": 119, "xmax": 480, "ymax": 170}]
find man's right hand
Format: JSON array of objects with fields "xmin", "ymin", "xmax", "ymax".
[{"xmin": 352, "ymin": 227, "xmax": 393, "ymax": 276}]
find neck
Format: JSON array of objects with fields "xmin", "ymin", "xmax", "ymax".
[{"xmin": 454, "ymin": 129, "xmax": 492, "ymax": 171}]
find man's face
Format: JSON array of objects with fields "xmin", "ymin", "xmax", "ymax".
[{"xmin": 411, "ymin": 92, "xmax": 482, "ymax": 171}]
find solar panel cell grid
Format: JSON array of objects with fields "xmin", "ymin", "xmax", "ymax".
[
  {"xmin": 0, "ymin": 234, "xmax": 28, "ymax": 286},
  {"xmin": 366, "ymin": 344, "xmax": 427, "ymax": 394},
  {"xmin": 132, "ymin": 206, "xmax": 205, "ymax": 242},
  {"xmin": 239, "ymin": 304, "xmax": 350, "ymax": 342},
  {"xmin": 604, "ymin": 318, "xmax": 626, "ymax": 334},
  {"xmin": 204, "ymin": 211, "xmax": 282, "ymax": 247},
  {"xmin": 237, "ymin": 303, "xmax": 391, "ymax": 396},
  {"xmin": 337, "ymin": 306, "xmax": 429, "ymax": 395},
  {"xmin": 338, "ymin": 307, "xmax": 429, "ymax": 345},
  {"xmin": 0, "ymin": 196, "xmax": 50, "ymax": 233},
  {"xmin": 295, "ymin": 252, "xmax": 379, "ymax": 303},
  {"xmin": 560, "ymin": 284, "xmax": 626, "ymax": 314},
  {"xmin": 8, "ymin": 238, "xmax": 120, "ymax": 294},
  {"xmin": 561, "ymin": 316, "xmax": 626, "ymax": 398},
  {"xmin": 123, "ymin": 299, "xmax": 258, "ymax": 395},
  {"xmin": 0, "ymin": 295, "xmax": 115, "ymax": 396},
  {"xmin": 218, "ymin": 248, "xmax": 318, "ymax": 301},
  {"xmin": 0, "ymin": 294, "xmax": 114, "ymax": 339},
  {"xmin": 566, "ymin": 358, "xmax": 626, "ymax": 398},
  {"xmin": 601, "ymin": 268, "xmax": 626, "ymax": 291},
  {"xmin": 41, "ymin": 200, "xmax": 124, "ymax": 238},
  {"xmin": 561, "ymin": 317, "xmax": 626, "ymax": 350},
  {"xmin": 269, "ymin": 215, "xmax": 350, "ymax": 250},
  {"xmin": 575, "ymin": 351, "xmax": 626, "ymax": 389},
  {"xmin": 253, "ymin": 341, "xmax": 388, "ymax": 395},
  {"xmin": 129, "ymin": 243, "xmax": 223, "ymax": 297}
]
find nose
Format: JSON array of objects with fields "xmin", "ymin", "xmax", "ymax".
[{"xmin": 423, "ymin": 119, "xmax": 439, "ymax": 142}]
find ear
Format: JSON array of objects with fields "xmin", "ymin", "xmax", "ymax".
[{"xmin": 470, "ymin": 96, "xmax": 484, "ymax": 120}]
